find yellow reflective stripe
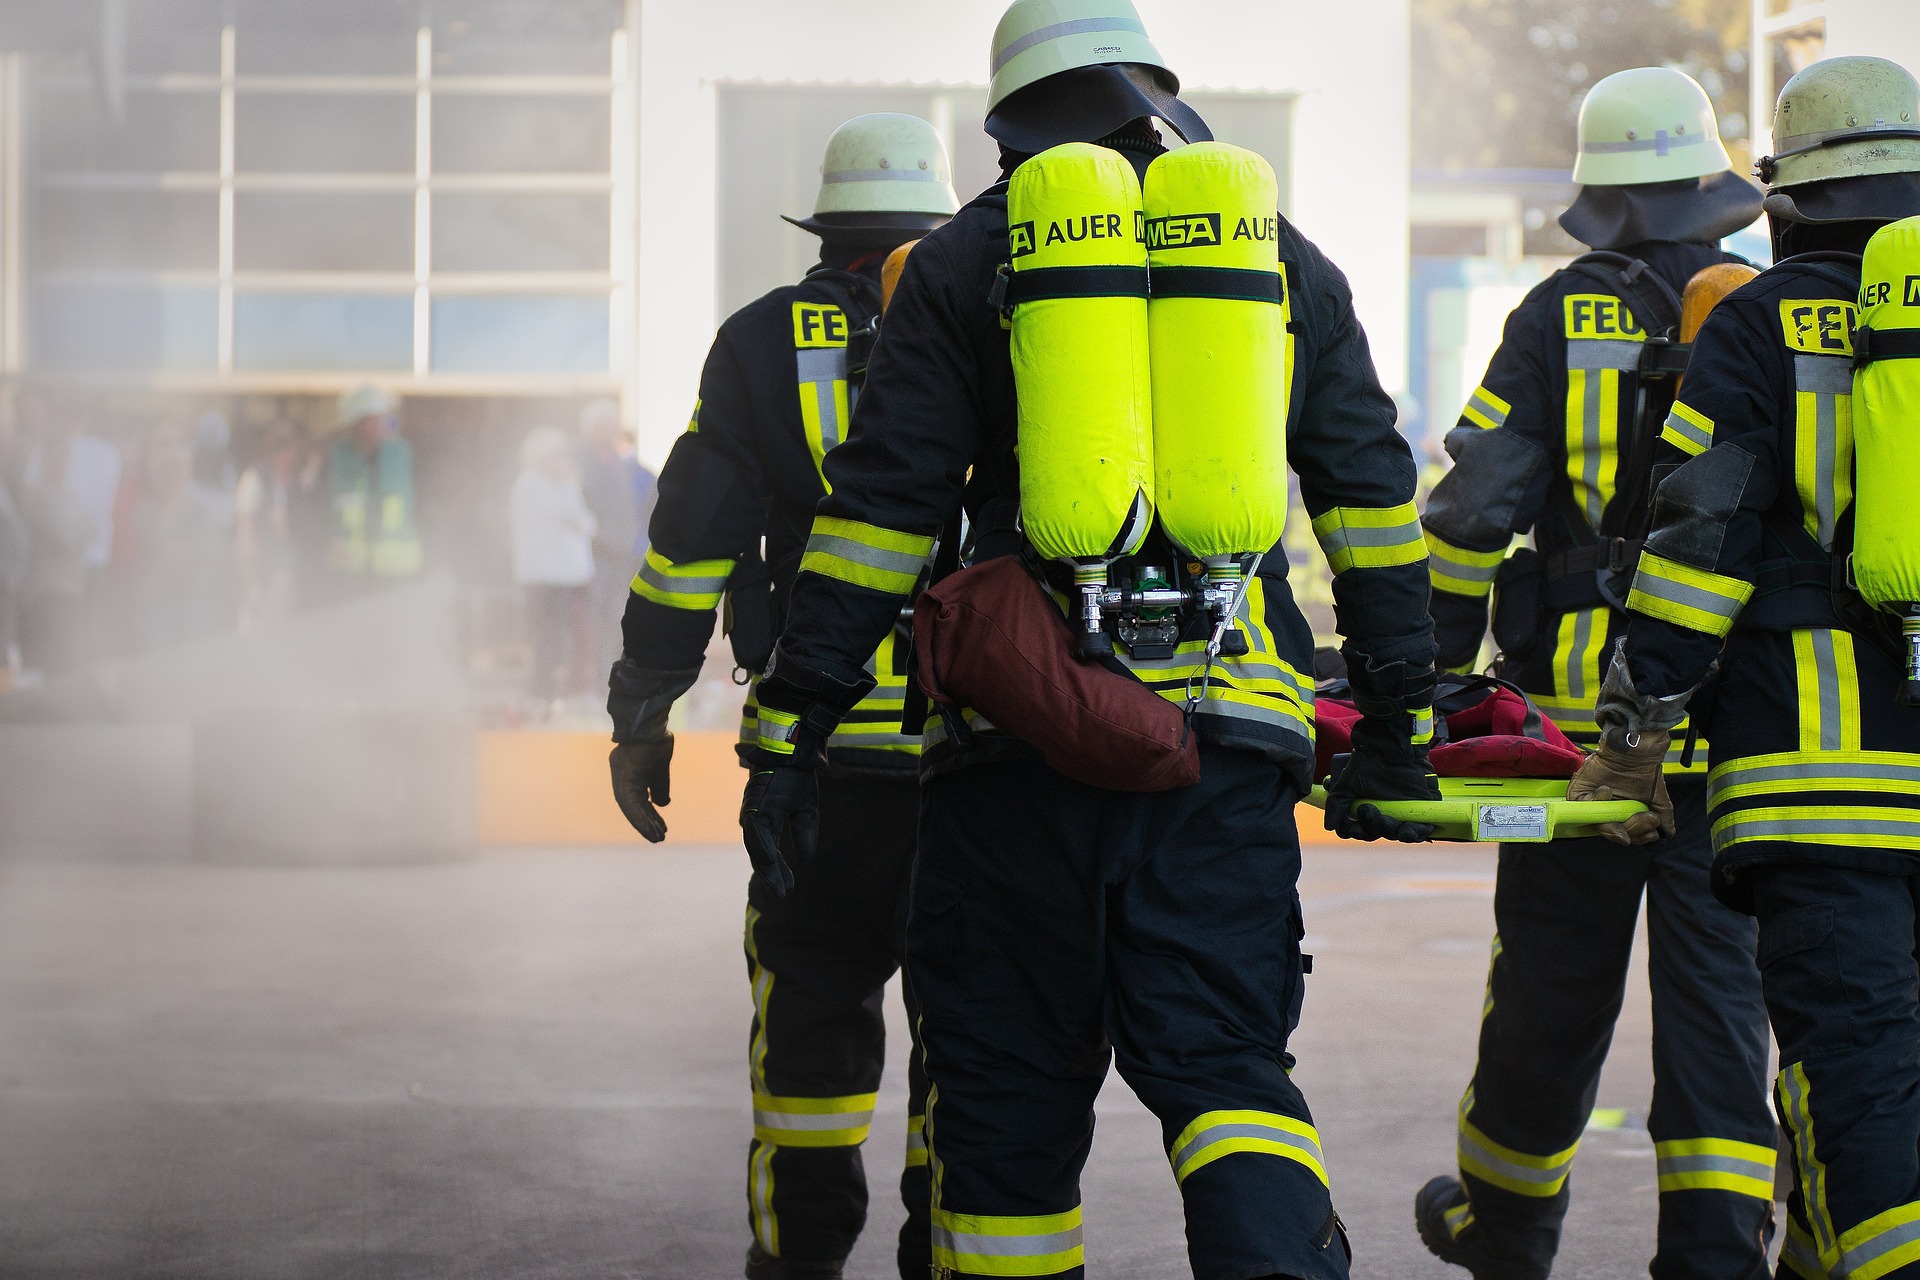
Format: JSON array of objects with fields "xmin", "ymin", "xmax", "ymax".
[
  {"xmin": 799, "ymin": 517, "xmax": 934, "ymax": 595},
  {"xmin": 1551, "ymin": 607, "xmax": 1604, "ymax": 706},
  {"xmin": 1168, "ymin": 1109, "xmax": 1328, "ymax": 1186},
  {"xmin": 1481, "ymin": 934, "xmax": 1502, "ymax": 1021},
  {"xmin": 1794, "ymin": 628, "xmax": 1862, "ymax": 753},
  {"xmin": 1458, "ymin": 1088, "xmax": 1578, "ymax": 1197},
  {"xmin": 1627, "ymin": 551, "xmax": 1753, "ymax": 638},
  {"xmin": 756, "ymin": 706, "xmax": 801, "ymax": 756},
  {"xmin": 1311, "ymin": 502, "xmax": 1426, "ymax": 574},
  {"xmin": 1792, "ymin": 353, "xmax": 1855, "ymax": 551},
  {"xmin": 744, "ymin": 905, "xmax": 778, "ymax": 1254},
  {"xmin": 1564, "ymin": 366, "xmax": 1622, "ymax": 529},
  {"xmin": 1444, "ymin": 1198, "xmax": 1475, "ymax": 1239},
  {"xmin": 1712, "ymin": 805, "xmax": 1920, "ymax": 852},
  {"xmin": 1782, "ymin": 1219, "xmax": 1825, "ymax": 1280},
  {"xmin": 632, "ymin": 548, "xmax": 735, "ymax": 611},
  {"xmin": 1709, "ymin": 750, "xmax": 1920, "ymax": 805},
  {"xmin": 1411, "ymin": 705, "xmax": 1435, "ymax": 746},
  {"xmin": 1836, "ymin": 1200, "xmax": 1920, "ymax": 1280},
  {"xmin": 1426, "ymin": 530, "xmax": 1506, "ymax": 598},
  {"xmin": 796, "ymin": 345, "xmax": 851, "ymax": 490},
  {"xmin": 1461, "ymin": 384, "xmax": 1511, "ymax": 431},
  {"xmin": 906, "ymin": 1114, "xmax": 928, "ymax": 1169},
  {"xmin": 1654, "ymin": 1138, "xmax": 1776, "ymax": 1200},
  {"xmin": 1780, "ymin": 1062, "xmax": 1837, "ymax": 1264},
  {"xmin": 686, "ymin": 398, "xmax": 701, "ymax": 434},
  {"xmin": 1661, "ymin": 401, "xmax": 1715, "ymax": 457},
  {"xmin": 752, "ymin": 1091, "xmax": 879, "ymax": 1147},
  {"xmin": 930, "ymin": 1206, "xmax": 1083, "ymax": 1277}
]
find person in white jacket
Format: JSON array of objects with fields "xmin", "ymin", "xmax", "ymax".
[{"xmin": 510, "ymin": 426, "xmax": 597, "ymax": 706}]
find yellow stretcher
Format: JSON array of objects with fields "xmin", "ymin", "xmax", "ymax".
[{"xmin": 1305, "ymin": 778, "xmax": 1649, "ymax": 843}]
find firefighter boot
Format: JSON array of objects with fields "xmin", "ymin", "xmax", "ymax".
[
  {"xmin": 1416, "ymin": 1176, "xmax": 1543, "ymax": 1280},
  {"xmin": 745, "ymin": 1243, "xmax": 843, "ymax": 1280}
]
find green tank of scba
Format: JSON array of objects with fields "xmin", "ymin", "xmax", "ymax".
[
  {"xmin": 1852, "ymin": 214, "xmax": 1920, "ymax": 703},
  {"xmin": 1007, "ymin": 142, "xmax": 1154, "ymax": 570},
  {"xmin": 1144, "ymin": 142, "xmax": 1292, "ymax": 565}
]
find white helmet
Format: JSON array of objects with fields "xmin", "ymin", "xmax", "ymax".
[
  {"xmin": 984, "ymin": 0, "xmax": 1210, "ymax": 153},
  {"xmin": 1759, "ymin": 56, "xmax": 1920, "ymax": 226},
  {"xmin": 783, "ymin": 114, "xmax": 958, "ymax": 243},
  {"xmin": 1572, "ymin": 67, "xmax": 1733, "ymax": 187}
]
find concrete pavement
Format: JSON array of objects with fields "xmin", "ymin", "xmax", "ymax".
[{"xmin": 0, "ymin": 842, "xmax": 1768, "ymax": 1278}]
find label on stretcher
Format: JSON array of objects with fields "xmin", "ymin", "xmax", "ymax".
[{"xmin": 1474, "ymin": 804, "xmax": 1550, "ymax": 842}]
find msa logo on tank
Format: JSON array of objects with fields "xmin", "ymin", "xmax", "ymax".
[
  {"xmin": 792, "ymin": 302, "xmax": 848, "ymax": 349},
  {"xmin": 1779, "ymin": 299, "xmax": 1856, "ymax": 356},
  {"xmin": 1563, "ymin": 294, "xmax": 1646, "ymax": 340},
  {"xmin": 1007, "ymin": 211, "xmax": 1140, "ymax": 258},
  {"xmin": 1858, "ymin": 275, "xmax": 1920, "ymax": 308},
  {"xmin": 1143, "ymin": 212, "xmax": 1278, "ymax": 250}
]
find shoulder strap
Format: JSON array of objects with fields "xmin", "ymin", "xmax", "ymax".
[
  {"xmin": 1563, "ymin": 251, "xmax": 1685, "ymax": 340},
  {"xmin": 1772, "ymin": 251, "xmax": 1864, "ymax": 297}
]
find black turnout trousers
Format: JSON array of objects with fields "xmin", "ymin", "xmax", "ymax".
[
  {"xmin": 743, "ymin": 773, "xmax": 930, "ymax": 1276},
  {"xmin": 907, "ymin": 746, "xmax": 1347, "ymax": 1280},
  {"xmin": 1452, "ymin": 776, "xmax": 1776, "ymax": 1280}
]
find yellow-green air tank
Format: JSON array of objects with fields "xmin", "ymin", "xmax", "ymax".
[
  {"xmin": 1851, "ymin": 215, "xmax": 1920, "ymax": 704},
  {"xmin": 1143, "ymin": 142, "xmax": 1292, "ymax": 563},
  {"xmin": 1007, "ymin": 142, "xmax": 1154, "ymax": 570}
]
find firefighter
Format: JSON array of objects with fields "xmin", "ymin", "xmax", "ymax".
[
  {"xmin": 1567, "ymin": 55, "xmax": 1920, "ymax": 1280},
  {"xmin": 605, "ymin": 113, "xmax": 958, "ymax": 1280},
  {"xmin": 1413, "ymin": 69, "xmax": 1777, "ymax": 1280},
  {"xmin": 733, "ymin": 3, "xmax": 1440, "ymax": 1276}
]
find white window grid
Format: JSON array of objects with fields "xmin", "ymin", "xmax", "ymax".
[{"xmin": 13, "ymin": 20, "xmax": 637, "ymax": 396}]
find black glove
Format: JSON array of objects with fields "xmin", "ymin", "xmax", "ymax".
[
  {"xmin": 1325, "ymin": 716, "xmax": 1441, "ymax": 843},
  {"xmin": 740, "ymin": 763, "xmax": 820, "ymax": 896},
  {"xmin": 606, "ymin": 658, "xmax": 700, "ymax": 841},
  {"xmin": 610, "ymin": 738, "xmax": 673, "ymax": 843}
]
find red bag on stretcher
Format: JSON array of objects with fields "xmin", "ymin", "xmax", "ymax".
[{"xmin": 1313, "ymin": 673, "xmax": 1587, "ymax": 783}]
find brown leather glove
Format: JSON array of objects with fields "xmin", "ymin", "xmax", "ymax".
[{"xmin": 1567, "ymin": 728, "xmax": 1676, "ymax": 846}]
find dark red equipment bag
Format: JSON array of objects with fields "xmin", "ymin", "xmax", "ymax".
[
  {"xmin": 1313, "ymin": 673, "xmax": 1587, "ymax": 782},
  {"xmin": 913, "ymin": 554, "xmax": 1200, "ymax": 792}
]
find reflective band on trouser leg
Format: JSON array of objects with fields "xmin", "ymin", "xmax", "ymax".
[
  {"xmin": 799, "ymin": 516, "xmax": 935, "ymax": 595},
  {"xmin": 632, "ymin": 548, "xmax": 735, "ymax": 610},
  {"xmin": 752, "ymin": 1092, "xmax": 879, "ymax": 1148},
  {"xmin": 1427, "ymin": 529, "xmax": 1506, "ymax": 598},
  {"xmin": 1311, "ymin": 502, "xmax": 1426, "ymax": 575},
  {"xmin": 930, "ymin": 1207, "xmax": 1084, "ymax": 1278},
  {"xmin": 1792, "ymin": 353, "xmax": 1855, "ymax": 552},
  {"xmin": 1654, "ymin": 1138, "xmax": 1776, "ymax": 1199},
  {"xmin": 905, "ymin": 1114, "xmax": 927, "ymax": 1169},
  {"xmin": 1462, "ymin": 384, "xmax": 1511, "ymax": 432},
  {"xmin": 1458, "ymin": 1088, "xmax": 1578, "ymax": 1197},
  {"xmin": 1778, "ymin": 1062, "xmax": 1840, "ymax": 1266},
  {"xmin": 1781, "ymin": 1219, "xmax": 1826, "ymax": 1279},
  {"xmin": 1794, "ymin": 628, "xmax": 1863, "ymax": 753},
  {"xmin": 1168, "ymin": 1110, "xmax": 1329, "ymax": 1187},
  {"xmin": 1661, "ymin": 401, "xmax": 1715, "ymax": 457},
  {"xmin": 1626, "ymin": 551, "xmax": 1753, "ymax": 637},
  {"xmin": 1834, "ymin": 1203, "xmax": 1920, "ymax": 1280}
]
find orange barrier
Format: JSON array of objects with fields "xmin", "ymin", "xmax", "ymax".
[
  {"xmin": 475, "ymin": 728, "xmax": 1365, "ymax": 847},
  {"xmin": 476, "ymin": 729, "xmax": 744, "ymax": 846}
]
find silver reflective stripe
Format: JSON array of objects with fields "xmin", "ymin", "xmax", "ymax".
[
  {"xmin": 1583, "ymin": 129, "xmax": 1710, "ymax": 156},
  {"xmin": 1720, "ymin": 815, "xmax": 1920, "ymax": 840},
  {"xmin": 1318, "ymin": 516, "xmax": 1423, "ymax": 555},
  {"xmin": 636, "ymin": 559, "xmax": 729, "ymax": 598},
  {"xmin": 1656, "ymin": 1152, "xmax": 1773, "ymax": 1180},
  {"xmin": 1192, "ymin": 698, "xmax": 1314, "ymax": 741},
  {"xmin": 1562, "ymin": 607, "xmax": 1597, "ymax": 702},
  {"xmin": 1458, "ymin": 1130, "xmax": 1570, "ymax": 1189},
  {"xmin": 1467, "ymin": 387, "xmax": 1509, "ymax": 428},
  {"xmin": 1122, "ymin": 653, "xmax": 1314, "ymax": 698},
  {"xmin": 1840, "ymin": 1215, "xmax": 1920, "ymax": 1278},
  {"xmin": 801, "ymin": 533, "xmax": 928, "ymax": 580},
  {"xmin": 1663, "ymin": 406, "xmax": 1713, "ymax": 453},
  {"xmin": 930, "ymin": 1224, "xmax": 1083, "ymax": 1259},
  {"xmin": 1711, "ymin": 758, "xmax": 1920, "ymax": 791},
  {"xmin": 1568, "ymin": 338, "xmax": 1645, "ymax": 371},
  {"xmin": 991, "ymin": 15, "xmax": 1147, "ymax": 72},
  {"xmin": 1813, "ymin": 628, "xmax": 1845, "ymax": 751},
  {"xmin": 1796, "ymin": 355, "xmax": 1848, "ymax": 549},
  {"xmin": 796, "ymin": 348, "xmax": 848, "ymax": 382},
  {"xmin": 1780, "ymin": 1228, "xmax": 1823, "ymax": 1279},
  {"xmin": 821, "ymin": 166, "xmax": 941, "ymax": 184},
  {"xmin": 1634, "ymin": 571, "xmax": 1745, "ymax": 623},
  {"xmin": 1170, "ymin": 1120, "xmax": 1324, "ymax": 1172},
  {"xmin": 753, "ymin": 1107, "xmax": 875, "ymax": 1133}
]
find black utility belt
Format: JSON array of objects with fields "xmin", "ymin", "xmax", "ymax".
[{"xmin": 1541, "ymin": 537, "xmax": 1643, "ymax": 613}]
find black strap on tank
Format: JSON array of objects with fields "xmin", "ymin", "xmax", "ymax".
[
  {"xmin": 1148, "ymin": 266, "xmax": 1287, "ymax": 304},
  {"xmin": 995, "ymin": 265, "xmax": 1149, "ymax": 311},
  {"xmin": 1855, "ymin": 327, "xmax": 1920, "ymax": 364}
]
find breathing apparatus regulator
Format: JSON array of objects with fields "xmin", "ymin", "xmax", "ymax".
[
  {"xmin": 1851, "ymin": 215, "xmax": 1920, "ymax": 705},
  {"xmin": 999, "ymin": 139, "xmax": 1291, "ymax": 681}
]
